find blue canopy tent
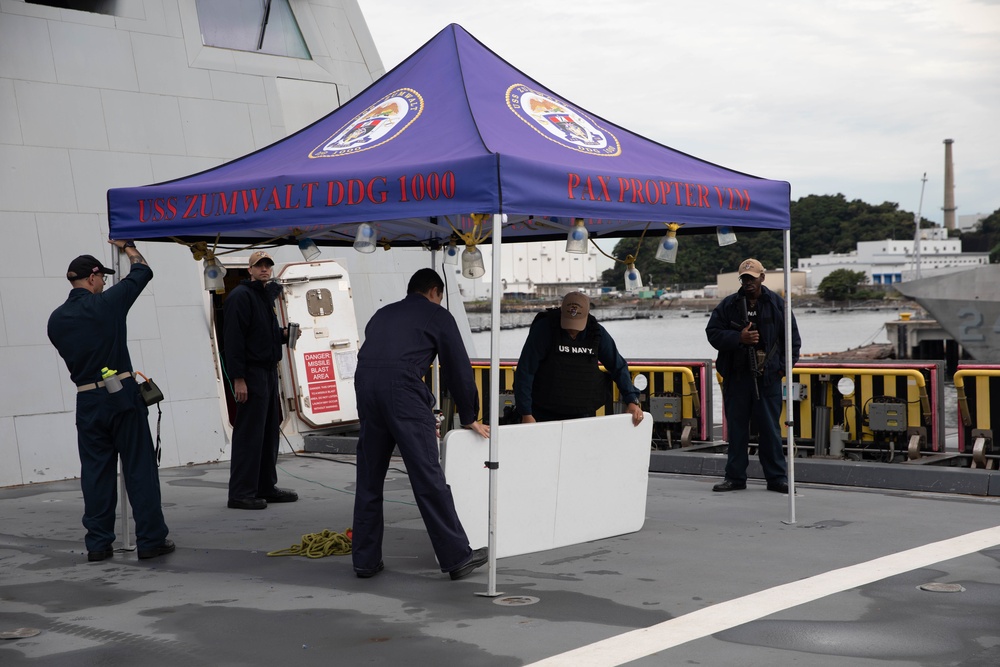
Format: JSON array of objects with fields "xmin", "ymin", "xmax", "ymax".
[{"xmin": 109, "ymin": 24, "xmax": 797, "ymax": 591}]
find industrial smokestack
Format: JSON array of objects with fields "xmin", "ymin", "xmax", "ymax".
[{"xmin": 943, "ymin": 139, "xmax": 956, "ymax": 231}]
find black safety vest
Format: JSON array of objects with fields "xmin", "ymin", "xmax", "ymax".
[{"xmin": 532, "ymin": 310, "xmax": 610, "ymax": 413}]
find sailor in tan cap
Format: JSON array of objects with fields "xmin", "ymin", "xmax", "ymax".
[
  {"xmin": 514, "ymin": 291, "xmax": 644, "ymax": 426},
  {"xmin": 223, "ymin": 249, "xmax": 298, "ymax": 509},
  {"xmin": 706, "ymin": 259, "xmax": 801, "ymax": 494}
]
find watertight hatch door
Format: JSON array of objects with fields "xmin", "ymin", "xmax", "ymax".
[{"xmin": 276, "ymin": 260, "xmax": 360, "ymax": 428}]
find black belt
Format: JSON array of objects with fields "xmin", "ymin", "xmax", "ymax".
[{"xmin": 77, "ymin": 372, "xmax": 132, "ymax": 392}]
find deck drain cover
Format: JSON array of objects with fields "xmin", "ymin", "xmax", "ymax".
[
  {"xmin": 918, "ymin": 582, "xmax": 965, "ymax": 593},
  {"xmin": 1, "ymin": 628, "xmax": 42, "ymax": 640},
  {"xmin": 494, "ymin": 595, "xmax": 540, "ymax": 606}
]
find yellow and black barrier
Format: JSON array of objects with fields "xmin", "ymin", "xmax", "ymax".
[
  {"xmin": 780, "ymin": 361, "xmax": 946, "ymax": 460},
  {"xmin": 954, "ymin": 365, "xmax": 1000, "ymax": 468},
  {"xmin": 627, "ymin": 360, "xmax": 714, "ymax": 445}
]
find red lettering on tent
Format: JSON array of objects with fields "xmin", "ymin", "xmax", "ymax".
[
  {"xmin": 644, "ymin": 180, "xmax": 660, "ymax": 204},
  {"xmin": 697, "ymin": 184, "xmax": 711, "ymax": 208},
  {"xmin": 368, "ymin": 177, "xmax": 387, "ymax": 203},
  {"xmin": 303, "ymin": 182, "xmax": 319, "ymax": 208},
  {"xmin": 139, "ymin": 197, "xmax": 177, "ymax": 222},
  {"xmin": 216, "ymin": 191, "xmax": 235, "ymax": 215},
  {"xmin": 732, "ymin": 188, "xmax": 751, "ymax": 210},
  {"xmin": 660, "ymin": 181, "xmax": 679, "ymax": 205},
  {"xmin": 630, "ymin": 179, "xmax": 645, "ymax": 203},
  {"xmin": 283, "ymin": 184, "xmax": 301, "ymax": 209},
  {"xmin": 241, "ymin": 188, "xmax": 264, "ymax": 213},
  {"xmin": 327, "ymin": 181, "xmax": 345, "ymax": 206},
  {"xmin": 617, "ymin": 177, "xmax": 630, "ymax": 202},
  {"xmin": 683, "ymin": 183, "xmax": 695, "ymax": 206},
  {"xmin": 264, "ymin": 187, "xmax": 283, "ymax": 211},
  {"xmin": 566, "ymin": 173, "xmax": 580, "ymax": 199},
  {"xmin": 346, "ymin": 179, "xmax": 364, "ymax": 205},
  {"xmin": 596, "ymin": 176, "xmax": 612, "ymax": 202},
  {"xmin": 183, "ymin": 195, "xmax": 198, "ymax": 218},
  {"xmin": 199, "ymin": 193, "xmax": 213, "ymax": 217}
]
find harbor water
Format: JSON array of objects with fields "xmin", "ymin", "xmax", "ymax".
[{"xmin": 470, "ymin": 307, "xmax": 893, "ymax": 359}]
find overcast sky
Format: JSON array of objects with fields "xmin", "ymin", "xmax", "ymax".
[{"xmin": 358, "ymin": 0, "xmax": 999, "ymax": 227}]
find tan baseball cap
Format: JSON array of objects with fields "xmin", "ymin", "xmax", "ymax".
[
  {"xmin": 560, "ymin": 292, "xmax": 590, "ymax": 331},
  {"xmin": 249, "ymin": 250, "xmax": 274, "ymax": 267},
  {"xmin": 738, "ymin": 258, "xmax": 764, "ymax": 278}
]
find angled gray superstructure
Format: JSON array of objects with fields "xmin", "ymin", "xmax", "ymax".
[
  {"xmin": 895, "ymin": 265, "xmax": 1000, "ymax": 363},
  {"xmin": 0, "ymin": 1, "xmax": 394, "ymax": 487}
]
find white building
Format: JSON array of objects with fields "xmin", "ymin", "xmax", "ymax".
[
  {"xmin": 796, "ymin": 227, "xmax": 989, "ymax": 290},
  {"xmin": 958, "ymin": 213, "xmax": 988, "ymax": 232},
  {"xmin": 447, "ymin": 240, "xmax": 615, "ymax": 302},
  {"xmin": 0, "ymin": 0, "xmax": 461, "ymax": 487}
]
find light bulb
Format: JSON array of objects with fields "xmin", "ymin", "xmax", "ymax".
[
  {"xmin": 566, "ymin": 220, "xmax": 589, "ymax": 254},
  {"xmin": 462, "ymin": 246, "xmax": 485, "ymax": 279},
  {"xmin": 298, "ymin": 238, "xmax": 321, "ymax": 260},
  {"xmin": 655, "ymin": 232, "xmax": 678, "ymax": 263},
  {"xmin": 624, "ymin": 264, "xmax": 642, "ymax": 292},
  {"xmin": 717, "ymin": 226, "xmax": 737, "ymax": 246},
  {"xmin": 203, "ymin": 258, "xmax": 227, "ymax": 292},
  {"xmin": 353, "ymin": 223, "xmax": 376, "ymax": 254}
]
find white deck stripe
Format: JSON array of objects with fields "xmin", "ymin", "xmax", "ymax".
[{"xmin": 525, "ymin": 525, "xmax": 1000, "ymax": 667}]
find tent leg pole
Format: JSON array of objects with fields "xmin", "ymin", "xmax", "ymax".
[
  {"xmin": 112, "ymin": 247, "xmax": 135, "ymax": 553},
  {"xmin": 477, "ymin": 213, "xmax": 504, "ymax": 598},
  {"xmin": 782, "ymin": 228, "xmax": 797, "ymax": 525},
  {"xmin": 119, "ymin": 462, "xmax": 133, "ymax": 551}
]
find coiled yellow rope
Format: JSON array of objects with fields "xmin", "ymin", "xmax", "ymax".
[{"xmin": 267, "ymin": 528, "xmax": 353, "ymax": 558}]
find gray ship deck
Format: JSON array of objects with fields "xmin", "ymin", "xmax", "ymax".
[{"xmin": 3, "ymin": 453, "xmax": 1000, "ymax": 666}]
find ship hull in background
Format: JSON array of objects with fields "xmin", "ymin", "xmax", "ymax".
[{"xmin": 895, "ymin": 265, "xmax": 1000, "ymax": 363}]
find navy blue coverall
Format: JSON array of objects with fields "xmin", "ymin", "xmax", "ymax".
[
  {"xmin": 47, "ymin": 263, "xmax": 169, "ymax": 553},
  {"xmin": 352, "ymin": 293, "xmax": 481, "ymax": 575},
  {"xmin": 706, "ymin": 284, "xmax": 801, "ymax": 485},
  {"xmin": 223, "ymin": 279, "xmax": 285, "ymax": 502}
]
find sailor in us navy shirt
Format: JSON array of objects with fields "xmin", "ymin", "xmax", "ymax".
[{"xmin": 514, "ymin": 291, "xmax": 643, "ymax": 426}]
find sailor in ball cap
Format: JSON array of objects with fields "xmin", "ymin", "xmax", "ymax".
[
  {"xmin": 514, "ymin": 291, "xmax": 644, "ymax": 425},
  {"xmin": 706, "ymin": 258, "xmax": 801, "ymax": 495},
  {"xmin": 47, "ymin": 240, "xmax": 174, "ymax": 561},
  {"xmin": 222, "ymin": 248, "xmax": 298, "ymax": 509}
]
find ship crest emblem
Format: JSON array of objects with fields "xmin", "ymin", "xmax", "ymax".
[
  {"xmin": 506, "ymin": 84, "xmax": 620, "ymax": 156},
  {"xmin": 310, "ymin": 88, "xmax": 423, "ymax": 158}
]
